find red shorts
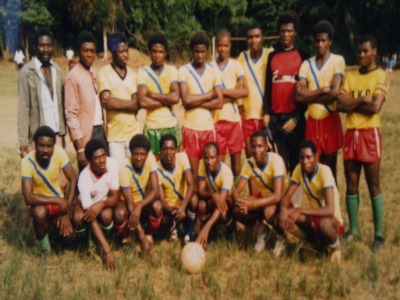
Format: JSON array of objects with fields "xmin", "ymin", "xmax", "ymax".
[
  {"xmin": 182, "ymin": 127, "xmax": 216, "ymax": 158},
  {"xmin": 241, "ymin": 118, "xmax": 264, "ymax": 141},
  {"xmin": 311, "ymin": 216, "xmax": 344, "ymax": 240},
  {"xmin": 343, "ymin": 128, "xmax": 382, "ymax": 163},
  {"xmin": 215, "ymin": 120, "xmax": 244, "ymax": 154},
  {"xmin": 306, "ymin": 111, "xmax": 343, "ymax": 155},
  {"xmin": 27, "ymin": 203, "xmax": 62, "ymax": 218}
]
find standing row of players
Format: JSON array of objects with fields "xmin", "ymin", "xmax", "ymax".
[{"xmin": 19, "ymin": 10, "xmax": 389, "ymax": 268}]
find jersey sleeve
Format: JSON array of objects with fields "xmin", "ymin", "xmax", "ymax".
[
  {"xmin": 290, "ymin": 164, "xmax": 302, "ymax": 185},
  {"xmin": 298, "ymin": 60, "xmax": 309, "ymax": 80},
  {"xmin": 339, "ymin": 73, "xmax": 350, "ymax": 95},
  {"xmin": 137, "ymin": 68, "xmax": 147, "ymax": 87},
  {"xmin": 334, "ymin": 56, "xmax": 345, "ymax": 77},
  {"xmin": 21, "ymin": 158, "xmax": 33, "ymax": 178},
  {"xmin": 119, "ymin": 163, "xmax": 131, "ymax": 190},
  {"xmin": 170, "ymin": 66, "xmax": 178, "ymax": 83},
  {"xmin": 178, "ymin": 66, "xmax": 189, "ymax": 84},
  {"xmin": 235, "ymin": 60, "xmax": 245, "ymax": 80},
  {"xmin": 239, "ymin": 160, "xmax": 252, "ymax": 180},
  {"xmin": 57, "ymin": 147, "xmax": 71, "ymax": 170},
  {"xmin": 156, "ymin": 169, "xmax": 164, "ymax": 187},
  {"xmin": 78, "ymin": 170, "xmax": 93, "ymax": 209},
  {"xmin": 98, "ymin": 67, "xmax": 111, "ymax": 93},
  {"xmin": 198, "ymin": 160, "xmax": 206, "ymax": 179},
  {"xmin": 272, "ymin": 154, "xmax": 285, "ymax": 178},
  {"xmin": 321, "ymin": 165, "xmax": 335, "ymax": 190},
  {"xmin": 147, "ymin": 152, "xmax": 158, "ymax": 173},
  {"xmin": 212, "ymin": 67, "xmax": 222, "ymax": 88},
  {"xmin": 374, "ymin": 71, "xmax": 390, "ymax": 97},
  {"xmin": 180, "ymin": 153, "xmax": 191, "ymax": 172}
]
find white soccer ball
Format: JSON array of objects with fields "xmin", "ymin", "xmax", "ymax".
[{"xmin": 181, "ymin": 242, "xmax": 206, "ymax": 274}]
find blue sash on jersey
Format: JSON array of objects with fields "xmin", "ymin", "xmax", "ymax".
[
  {"xmin": 28, "ymin": 158, "xmax": 60, "ymax": 197},
  {"xmin": 221, "ymin": 79, "xmax": 237, "ymax": 114},
  {"xmin": 301, "ymin": 166, "xmax": 323, "ymax": 208},
  {"xmin": 157, "ymin": 168, "xmax": 184, "ymax": 200},
  {"xmin": 243, "ymin": 51, "xmax": 264, "ymax": 100},
  {"xmin": 143, "ymin": 67, "xmax": 175, "ymax": 117},
  {"xmin": 307, "ymin": 59, "xmax": 333, "ymax": 113},
  {"xmin": 206, "ymin": 172, "xmax": 218, "ymax": 193},
  {"xmin": 125, "ymin": 164, "xmax": 145, "ymax": 199},
  {"xmin": 247, "ymin": 159, "xmax": 273, "ymax": 193},
  {"xmin": 186, "ymin": 65, "xmax": 205, "ymax": 94}
]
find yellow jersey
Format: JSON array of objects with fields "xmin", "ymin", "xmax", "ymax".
[
  {"xmin": 21, "ymin": 146, "xmax": 70, "ymax": 198},
  {"xmin": 238, "ymin": 48, "xmax": 270, "ymax": 120},
  {"xmin": 157, "ymin": 152, "xmax": 191, "ymax": 208},
  {"xmin": 198, "ymin": 160, "xmax": 233, "ymax": 196},
  {"xmin": 178, "ymin": 62, "xmax": 222, "ymax": 130},
  {"xmin": 119, "ymin": 152, "xmax": 158, "ymax": 203},
  {"xmin": 299, "ymin": 53, "xmax": 345, "ymax": 119},
  {"xmin": 291, "ymin": 163, "xmax": 343, "ymax": 224},
  {"xmin": 137, "ymin": 64, "xmax": 178, "ymax": 129},
  {"xmin": 212, "ymin": 58, "xmax": 244, "ymax": 123},
  {"xmin": 98, "ymin": 64, "xmax": 139, "ymax": 142},
  {"xmin": 340, "ymin": 68, "xmax": 389, "ymax": 129},
  {"xmin": 240, "ymin": 152, "xmax": 287, "ymax": 198}
]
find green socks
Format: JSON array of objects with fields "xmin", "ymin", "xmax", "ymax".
[
  {"xmin": 371, "ymin": 193, "xmax": 384, "ymax": 238},
  {"xmin": 38, "ymin": 234, "xmax": 51, "ymax": 252},
  {"xmin": 346, "ymin": 194, "xmax": 360, "ymax": 235}
]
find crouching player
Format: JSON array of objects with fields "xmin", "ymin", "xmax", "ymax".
[
  {"xmin": 196, "ymin": 142, "xmax": 235, "ymax": 246},
  {"xmin": 21, "ymin": 126, "xmax": 77, "ymax": 255},
  {"xmin": 276, "ymin": 139, "xmax": 343, "ymax": 262},
  {"xmin": 114, "ymin": 135, "xmax": 160, "ymax": 255},
  {"xmin": 72, "ymin": 139, "xmax": 119, "ymax": 270},
  {"xmin": 233, "ymin": 130, "xmax": 286, "ymax": 252},
  {"xmin": 157, "ymin": 134, "xmax": 197, "ymax": 242}
]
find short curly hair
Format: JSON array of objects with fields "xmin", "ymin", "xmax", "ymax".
[
  {"xmin": 278, "ymin": 10, "xmax": 300, "ymax": 32},
  {"xmin": 190, "ymin": 31, "xmax": 210, "ymax": 50},
  {"xmin": 148, "ymin": 32, "xmax": 168, "ymax": 51},
  {"xmin": 313, "ymin": 20, "xmax": 334, "ymax": 40}
]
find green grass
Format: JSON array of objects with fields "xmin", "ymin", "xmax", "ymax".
[{"xmin": 0, "ymin": 60, "xmax": 400, "ymax": 299}]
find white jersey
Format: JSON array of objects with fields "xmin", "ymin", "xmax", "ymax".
[{"xmin": 78, "ymin": 157, "xmax": 119, "ymax": 209}]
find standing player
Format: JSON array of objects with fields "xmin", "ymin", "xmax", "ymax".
[
  {"xmin": 138, "ymin": 32, "xmax": 181, "ymax": 160},
  {"xmin": 233, "ymin": 131, "xmax": 286, "ymax": 252},
  {"xmin": 213, "ymin": 29, "xmax": 248, "ymax": 180},
  {"xmin": 113, "ymin": 135, "xmax": 160, "ymax": 254},
  {"xmin": 337, "ymin": 34, "xmax": 389, "ymax": 249},
  {"xmin": 296, "ymin": 21, "xmax": 345, "ymax": 180},
  {"xmin": 72, "ymin": 139, "xmax": 119, "ymax": 270},
  {"xmin": 99, "ymin": 32, "xmax": 139, "ymax": 165},
  {"xmin": 276, "ymin": 139, "xmax": 343, "ymax": 262},
  {"xmin": 178, "ymin": 31, "xmax": 223, "ymax": 178},
  {"xmin": 65, "ymin": 31, "xmax": 107, "ymax": 171},
  {"xmin": 196, "ymin": 142, "xmax": 235, "ymax": 246},
  {"xmin": 238, "ymin": 24, "xmax": 270, "ymax": 157},
  {"xmin": 157, "ymin": 134, "xmax": 197, "ymax": 242},
  {"xmin": 263, "ymin": 11, "xmax": 309, "ymax": 173},
  {"xmin": 21, "ymin": 126, "xmax": 77, "ymax": 255},
  {"xmin": 18, "ymin": 28, "xmax": 67, "ymax": 157}
]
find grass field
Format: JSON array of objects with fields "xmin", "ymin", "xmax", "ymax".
[{"xmin": 0, "ymin": 54, "xmax": 399, "ymax": 299}]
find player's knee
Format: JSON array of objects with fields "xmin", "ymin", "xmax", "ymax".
[
  {"xmin": 31, "ymin": 205, "xmax": 48, "ymax": 224},
  {"xmin": 114, "ymin": 203, "xmax": 128, "ymax": 225},
  {"xmin": 197, "ymin": 200, "xmax": 207, "ymax": 215},
  {"xmin": 188, "ymin": 194, "xmax": 198, "ymax": 211},
  {"xmin": 100, "ymin": 208, "xmax": 113, "ymax": 227},
  {"xmin": 263, "ymin": 205, "xmax": 277, "ymax": 223},
  {"xmin": 151, "ymin": 200, "xmax": 163, "ymax": 218},
  {"xmin": 72, "ymin": 206, "xmax": 84, "ymax": 228},
  {"xmin": 318, "ymin": 218, "xmax": 335, "ymax": 236}
]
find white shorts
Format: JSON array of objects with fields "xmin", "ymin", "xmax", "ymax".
[{"xmin": 108, "ymin": 141, "xmax": 130, "ymax": 165}]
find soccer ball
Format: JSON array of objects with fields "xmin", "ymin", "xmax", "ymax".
[{"xmin": 181, "ymin": 242, "xmax": 206, "ymax": 274}]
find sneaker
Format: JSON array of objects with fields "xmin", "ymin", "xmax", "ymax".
[
  {"xmin": 273, "ymin": 239, "xmax": 287, "ymax": 257},
  {"xmin": 373, "ymin": 236, "xmax": 384, "ymax": 252},
  {"xmin": 184, "ymin": 234, "xmax": 191, "ymax": 245},
  {"xmin": 121, "ymin": 236, "xmax": 133, "ymax": 246},
  {"xmin": 146, "ymin": 235, "xmax": 154, "ymax": 245},
  {"xmin": 329, "ymin": 248, "xmax": 341, "ymax": 264},
  {"xmin": 342, "ymin": 231, "xmax": 361, "ymax": 244},
  {"xmin": 169, "ymin": 228, "xmax": 178, "ymax": 242},
  {"xmin": 254, "ymin": 224, "xmax": 268, "ymax": 253}
]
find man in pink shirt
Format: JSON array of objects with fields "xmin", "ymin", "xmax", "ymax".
[{"xmin": 65, "ymin": 31, "xmax": 107, "ymax": 171}]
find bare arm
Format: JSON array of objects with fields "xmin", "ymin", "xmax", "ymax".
[
  {"xmin": 197, "ymin": 179, "xmax": 212, "ymax": 200},
  {"xmin": 222, "ymin": 77, "xmax": 249, "ymax": 100},
  {"xmin": 198, "ymin": 86, "xmax": 223, "ymax": 110},
  {"xmin": 179, "ymin": 81, "xmax": 214, "ymax": 109},
  {"xmin": 355, "ymin": 94, "xmax": 385, "ymax": 115},
  {"xmin": 90, "ymin": 219, "xmax": 115, "ymax": 270},
  {"xmin": 337, "ymin": 91, "xmax": 368, "ymax": 112},
  {"xmin": 296, "ymin": 75, "xmax": 342, "ymax": 104},
  {"xmin": 291, "ymin": 187, "xmax": 334, "ymax": 219},
  {"xmin": 148, "ymin": 81, "xmax": 180, "ymax": 105},
  {"xmin": 63, "ymin": 164, "xmax": 77, "ymax": 206},
  {"xmin": 100, "ymin": 90, "xmax": 138, "ymax": 113},
  {"xmin": 22, "ymin": 178, "xmax": 64, "ymax": 206},
  {"xmin": 181, "ymin": 169, "xmax": 196, "ymax": 208}
]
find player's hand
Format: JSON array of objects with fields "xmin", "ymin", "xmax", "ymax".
[
  {"xmin": 321, "ymin": 86, "xmax": 331, "ymax": 93},
  {"xmin": 173, "ymin": 203, "xmax": 187, "ymax": 222},
  {"xmin": 296, "ymin": 81, "xmax": 308, "ymax": 92},
  {"xmin": 104, "ymin": 251, "xmax": 116, "ymax": 270},
  {"xmin": 278, "ymin": 207, "xmax": 289, "ymax": 232},
  {"xmin": 57, "ymin": 214, "xmax": 73, "ymax": 238},
  {"xmin": 196, "ymin": 226, "xmax": 210, "ymax": 247},
  {"xmin": 140, "ymin": 237, "xmax": 152, "ymax": 256},
  {"xmin": 363, "ymin": 95, "xmax": 373, "ymax": 103},
  {"xmin": 212, "ymin": 193, "xmax": 228, "ymax": 214},
  {"xmin": 282, "ymin": 118, "xmax": 297, "ymax": 134},
  {"xmin": 238, "ymin": 105, "xmax": 246, "ymax": 119},
  {"xmin": 287, "ymin": 208, "xmax": 302, "ymax": 232},
  {"xmin": 57, "ymin": 198, "xmax": 70, "ymax": 214},
  {"xmin": 223, "ymin": 97, "xmax": 232, "ymax": 104},
  {"xmin": 128, "ymin": 204, "xmax": 142, "ymax": 230},
  {"xmin": 236, "ymin": 197, "xmax": 249, "ymax": 214},
  {"xmin": 20, "ymin": 145, "xmax": 29, "ymax": 158},
  {"xmin": 77, "ymin": 151, "xmax": 88, "ymax": 169},
  {"xmin": 83, "ymin": 201, "xmax": 105, "ymax": 223}
]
